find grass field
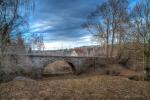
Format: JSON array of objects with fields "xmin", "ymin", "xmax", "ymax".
[{"xmin": 0, "ymin": 74, "xmax": 150, "ymax": 100}]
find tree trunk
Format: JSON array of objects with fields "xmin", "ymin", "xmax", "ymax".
[
  {"xmin": 117, "ymin": 33, "xmax": 122, "ymax": 59},
  {"xmin": 106, "ymin": 21, "xmax": 109, "ymax": 59},
  {"xmin": 110, "ymin": 14, "xmax": 115, "ymax": 58},
  {"xmin": 145, "ymin": 55, "xmax": 150, "ymax": 80},
  {"xmin": 110, "ymin": 27, "xmax": 115, "ymax": 58}
]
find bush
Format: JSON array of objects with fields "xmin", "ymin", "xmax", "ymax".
[
  {"xmin": 28, "ymin": 67, "xmax": 42, "ymax": 79},
  {"xmin": 0, "ymin": 69, "xmax": 18, "ymax": 83},
  {"xmin": 128, "ymin": 75, "xmax": 140, "ymax": 81},
  {"xmin": 118, "ymin": 57, "xmax": 130, "ymax": 66},
  {"xmin": 105, "ymin": 69, "xmax": 120, "ymax": 76},
  {"xmin": 117, "ymin": 50, "xmax": 131, "ymax": 66}
]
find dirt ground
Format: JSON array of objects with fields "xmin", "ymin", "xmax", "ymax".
[{"xmin": 0, "ymin": 73, "xmax": 150, "ymax": 100}]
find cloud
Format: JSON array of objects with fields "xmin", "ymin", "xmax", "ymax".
[
  {"xmin": 29, "ymin": 0, "xmax": 103, "ymax": 49},
  {"xmin": 44, "ymin": 35, "xmax": 97, "ymax": 50}
]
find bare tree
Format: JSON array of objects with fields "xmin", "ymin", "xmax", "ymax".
[
  {"xmin": 0, "ymin": 0, "xmax": 34, "ymax": 82},
  {"xmin": 0, "ymin": 0, "xmax": 34, "ymax": 56},
  {"xmin": 84, "ymin": 0, "xmax": 150, "ymax": 80},
  {"xmin": 85, "ymin": 0, "xmax": 128, "ymax": 58},
  {"xmin": 129, "ymin": 0, "xmax": 150, "ymax": 79},
  {"xmin": 31, "ymin": 33, "xmax": 45, "ymax": 51}
]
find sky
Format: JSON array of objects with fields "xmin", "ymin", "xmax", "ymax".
[
  {"xmin": 28, "ymin": 0, "xmax": 104, "ymax": 50},
  {"xmin": 28, "ymin": 0, "xmax": 137, "ymax": 50}
]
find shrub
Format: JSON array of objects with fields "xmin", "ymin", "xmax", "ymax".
[
  {"xmin": 128, "ymin": 75, "xmax": 140, "ymax": 81},
  {"xmin": 0, "ymin": 69, "xmax": 18, "ymax": 83},
  {"xmin": 105, "ymin": 69, "xmax": 120, "ymax": 76},
  {"xmin": 29, "ymin": 67, "xmax": 42, "ymax": 79}
]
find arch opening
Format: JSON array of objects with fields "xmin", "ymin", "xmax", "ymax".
[
  {"xmin": 66, "ymin": 61, "xmax": 76, "ymax": 73},
  {"xmin": 43, "ymin": 60, "xmax": 76, "ymax": 75}
]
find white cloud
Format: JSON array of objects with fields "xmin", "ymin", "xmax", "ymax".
[
  {"xmin": 43, "ymin": 35, "xmax": 97, "ymax": 50},
  {"xmin": 30, "ymin": 21, "xmax": 53, "ymax": 33}
]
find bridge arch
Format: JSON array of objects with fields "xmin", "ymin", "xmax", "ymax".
[
  {"xmin": 43, "ymin": 60, "xmax": 77, "ymax": 75},
  {"xmin": 65, "ymin": 61, "xmax": 76, "ymax": 73}
]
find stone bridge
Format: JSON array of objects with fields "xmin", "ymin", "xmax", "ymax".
[{"xmin": 25, "ymin": 54, "xmax": 107, "ymax": 74}]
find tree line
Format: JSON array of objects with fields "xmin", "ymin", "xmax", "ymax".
[
  {"xmin": 0, "ymin": 0, "xmax": 34, "ymax": 56},
  {"xmin": 0, "ymin": 0, "xmax": 34, "ymax": 82},
  {"xmin": 84, "ymin": 0, "xmax": 150, "ymax": 79}
]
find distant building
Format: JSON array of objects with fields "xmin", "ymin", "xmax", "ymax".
[
  {"xmin": 70, "ymin": 48, "xmax": 86, "ymax": 56},
  {"xmin": 70, "ymin": 50, "xmax": 78, "ymax": 56}
]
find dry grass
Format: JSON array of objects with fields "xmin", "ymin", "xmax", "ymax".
[
  {"xmin": 43, "ymin": 61, "xmax": 72, "ymax": 75},
  {"xmin": 0, "ymin": 74, "xmax": 149, "ymax": 100}
]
